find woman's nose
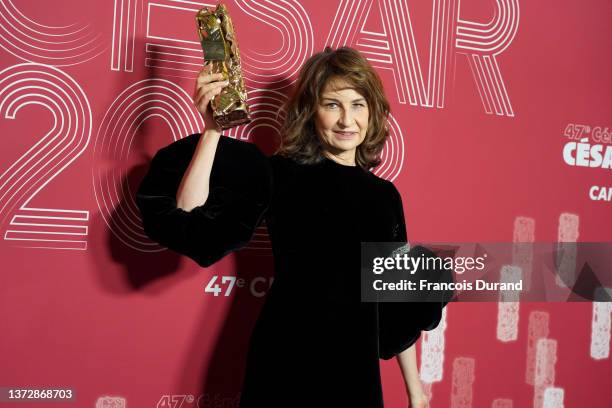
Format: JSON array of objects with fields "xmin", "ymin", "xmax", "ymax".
[{"xmin": 338, "ymin": 110, "xmax": 353, "ymax": 126}]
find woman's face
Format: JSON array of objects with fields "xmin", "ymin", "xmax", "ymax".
[{"xmin": 313, "ymin": 77, "xmax": 369, "ymax": 164}]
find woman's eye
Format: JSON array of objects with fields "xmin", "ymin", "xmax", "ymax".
[{"xmin": 324, "ymin": 103, "xmax": 366, "ymax": 108}]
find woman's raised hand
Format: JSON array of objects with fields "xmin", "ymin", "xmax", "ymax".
[{"xmin": 194, "ymin": 64, "xmax": 229, "ymax": 134}]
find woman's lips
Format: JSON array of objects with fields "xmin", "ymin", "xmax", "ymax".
[{"xmin": 333, "ymin": 131, "xmax": 357, "ymax": 139}]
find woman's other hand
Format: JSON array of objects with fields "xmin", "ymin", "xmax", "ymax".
[
  {"xmin": 194, "ymin": 64, "xmax": 229, "ymax": 134},
  {"xmin": 408, "ymin": 391, "xmax": 430, "ymax": 408}
]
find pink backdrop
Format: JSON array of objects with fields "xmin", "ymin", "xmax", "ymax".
[{"xmin": 1, "ymin": 0, "xmax": 611, "ymax": 407}]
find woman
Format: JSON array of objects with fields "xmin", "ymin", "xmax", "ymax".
[{"xmin": 136, "ymin": 46, "xmax": 444, "ymax": 407}]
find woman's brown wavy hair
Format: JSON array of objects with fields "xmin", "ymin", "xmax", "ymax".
[{"xmin": 276, "ymin": 46, "xmax": 390, "ymax": 170}]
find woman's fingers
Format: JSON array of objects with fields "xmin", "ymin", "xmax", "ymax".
[
  {"xmin": 194, "ymin": 78, "xmax": 228, "ymax": 98},
  {"xmin": 195, "ymin": 80, "xmax": 228, "ymax": 97},
  {"xmin": 194, "ymin": 84, "xmax": 225, "ymax": 113},
  {"xmin": 193, "ymin": 64, "xmax": 229, "ymax": 116},
  {"xmin": 194, "ymin": 74, "xmax": 221, "ymax": 97},
  {"xmin": 194, "ymin": 81, "xmax": 227, "ymax": 105},
  {"xmin": 196, "ymin": 73, "xmax": 224, "ymax": 87},
  {"xmin": 196, "ymin": 71, "xmax": 225, "ymax": 85},
  {"xmin": 193, "ymin": 68, "xmax": 224, "ymax": 96}
]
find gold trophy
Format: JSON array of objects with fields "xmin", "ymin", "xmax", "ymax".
[{"xmin": 196, "ymin": 3, "xmax": 251, "ymax": 129}]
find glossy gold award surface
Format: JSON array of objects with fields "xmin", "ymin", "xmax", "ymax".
[{"xmin": 196, "ymin": 3, "xmax": 251, "ymax": 129}]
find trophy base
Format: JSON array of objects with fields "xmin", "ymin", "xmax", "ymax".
[{"xmin": 214, "ymin": 110, "xmax": 252, "ymax": 130}]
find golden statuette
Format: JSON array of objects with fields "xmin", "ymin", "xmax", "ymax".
[{"xmin": 196, "ymin": 3, "xmax": 251, "ymax": 129}]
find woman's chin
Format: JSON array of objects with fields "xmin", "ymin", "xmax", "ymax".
[{"xmin": 331, "ymin": 139, "xmax": 359, "ymax": 150}]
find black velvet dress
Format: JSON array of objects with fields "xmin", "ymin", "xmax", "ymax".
[{"xmin": 136, "ymin": 134, "xmax": 445, "ymax": 407}]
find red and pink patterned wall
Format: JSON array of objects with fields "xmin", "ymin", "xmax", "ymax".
[{"xmin": 1, "ymin": 0, "xmax": 611, "ymax": 407}]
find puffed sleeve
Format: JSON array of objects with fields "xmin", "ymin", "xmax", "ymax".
[
  {"xmin": 378, "ymin": 184, "xmax": 450, "ymax": 360},
  {"xmin": 135, "ymin": 133, "xmax": 273, "ymax": 267}
]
